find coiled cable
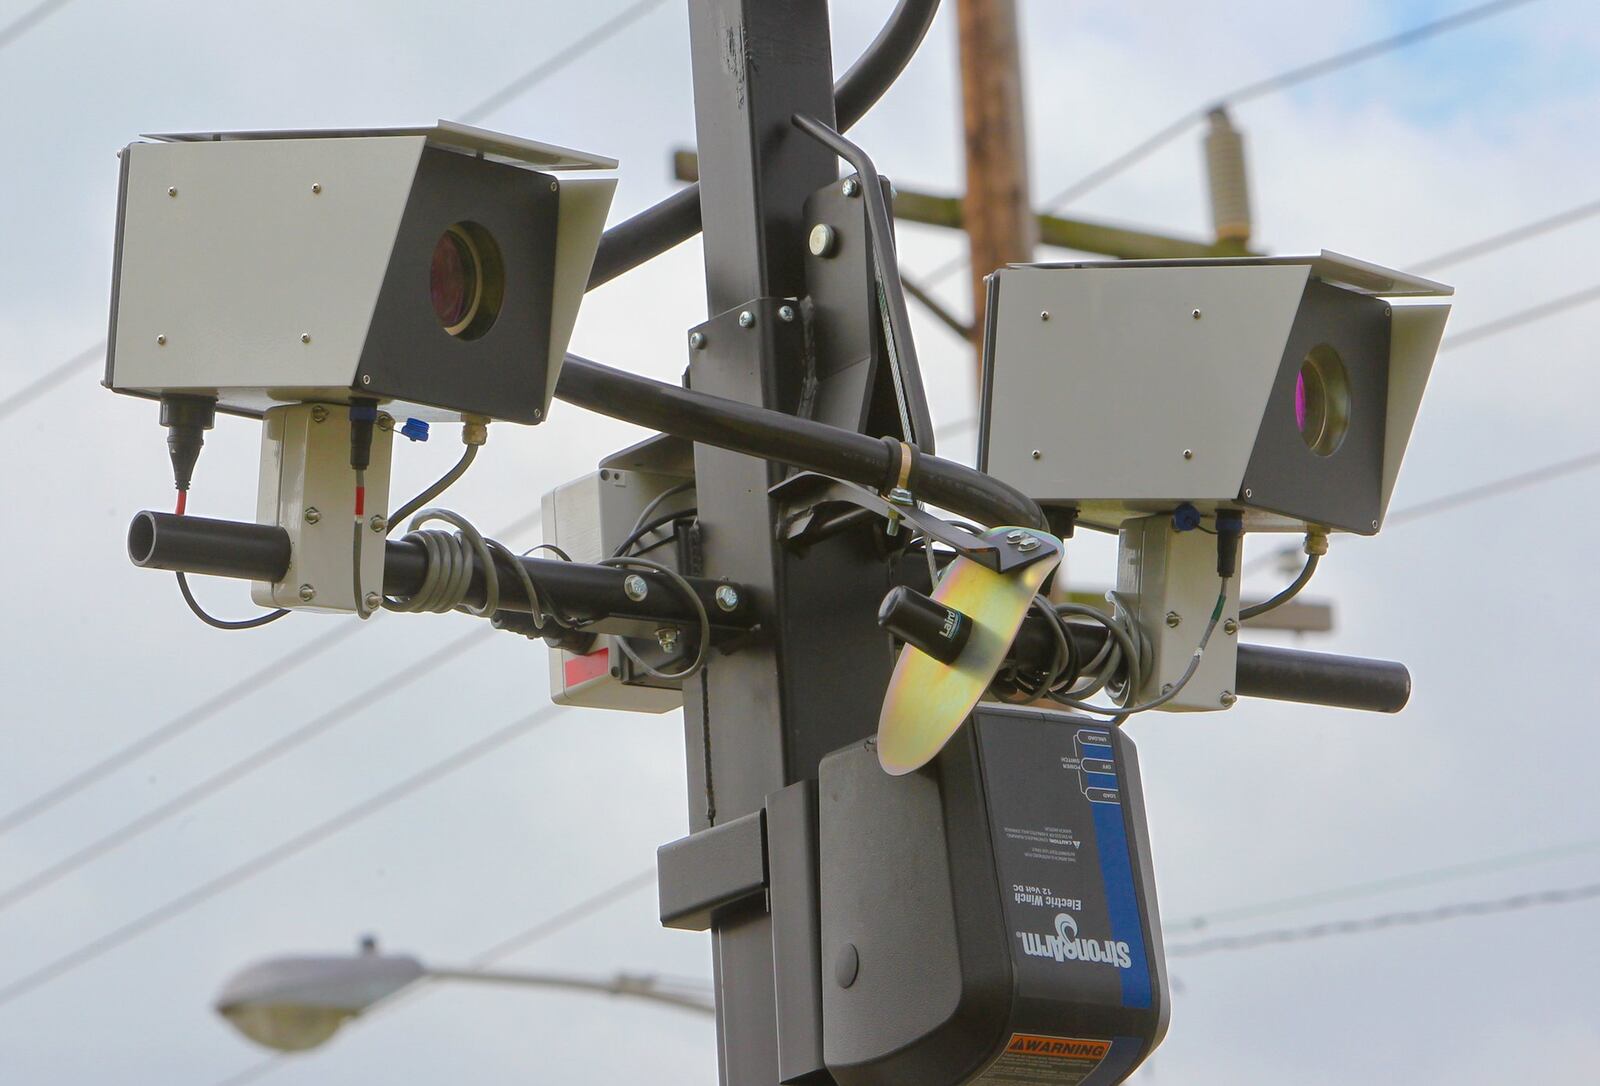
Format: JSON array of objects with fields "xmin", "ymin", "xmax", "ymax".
[{"xmin": 383, "ymin": 509, "xmax": 499, "ymax": 617}]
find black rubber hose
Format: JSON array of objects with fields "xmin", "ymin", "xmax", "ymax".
[
  {"xmin": 586, "ymin": 0, "xmax": 941, "ymax": 289},
  {"xmin": 556, "ymin": 354, "xmax": 1045, "ymax": 529}
]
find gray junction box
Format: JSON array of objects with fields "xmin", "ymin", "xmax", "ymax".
[
  {"xmin": 820, "ymin": 706, "xmax": 1167, "ymax": 1085},
  {"xmin": 978, "ymin": 253, "xmax": 1452, "ymax": 534}
]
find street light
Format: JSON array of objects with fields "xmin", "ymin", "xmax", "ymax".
[{"xmin": 215, "ymin": 937, "xmax": 714, "ymax": 1053}]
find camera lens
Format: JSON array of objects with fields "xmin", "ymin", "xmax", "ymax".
[
  {"xmin": 1296, "ymin": 345, "xmax": 1351, "ymax": 457},
  {"xmin": 428, "ymin": 223, "xmax": 503, "ymax": 340}
]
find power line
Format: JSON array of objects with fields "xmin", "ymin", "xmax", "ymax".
[
  {"xmin": 458, "ymin": 0, "xmax": 671, "ymax": 125},
  {"xmin": 0, "ymin": 507, "xmax": 542, "ymax": 838},
  {"xmin": 0, "ymin": 341, "xmax": 102, "ymax": 423},
  {"xmin": 1411, "ymin": 196, "xmax": 1600, "ymax": 273},
  {"xmin": 920, "ymin": 0, "xmax": 1546, "ymax": 288},
  {"xmin": 1441, "ymin": 281, "xmax": 1600, "ymax": 350},
  {"xmin": 0, "ymin": 705, "xmax": 563, "ymax": 1011},
  {"xmin": 0, "ymin": 0, "xmax": 74, "ymax": 53},
  {"xmin": 1165, "ymin": 837, "xmax": 1600, "ymax": 934},
  {"xmin": 211, "ymin": 868, "xmax": 661, "ymax": 1086},
  {"xmin": 1166, "ymin": 880, "xmax": 1600, "ymax": 958},
  {"xmin": 0, "ymin": 628, "xmax": 492, "ymax": 916}
]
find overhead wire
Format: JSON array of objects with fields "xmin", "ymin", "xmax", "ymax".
[
  {"xmin": 0, "ymin": 706, "xmax": 565, "ymax": 1011},
  {"xmin": 0, "ymin": 0, "xmax": 75, "ymax": 53},
  {"xmin": 1165, "ymin": 879, "xmax": 1600, "ymax": 958},
  {"xmin": 209, "ymin": 867, "xmax": 661, "ymax": 1086}
]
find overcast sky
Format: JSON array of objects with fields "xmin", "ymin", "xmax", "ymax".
[{"xmin": 2, "ymin": 0, "xmax": 1599, "ymax": 1082}]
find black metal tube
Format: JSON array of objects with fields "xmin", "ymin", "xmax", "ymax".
[
  {"xmin": 128, "ymin": 511, "xmax": 291, "ymax": 583},
  {"xmin": 128, "ymin": 512, "xmax": 756, "ymax": 635},
  {"xmin": 556, "ymin": 355, "xmax": 1045, "ymax": 530},
  {"xmin": 585, "ymin": 0, "xmax": 941, "ymax": 289},
  {"xmin": 1008, "ymin": 613, "xmax": 1410, "ymax": 714}
]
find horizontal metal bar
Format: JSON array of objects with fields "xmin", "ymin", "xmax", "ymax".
[
  {"xmin": 128, "ymin": 511, "xmax": 757, "ymax": 637},
  {"xmin": 657, "ymin": 809, "xmax": 768, "ymax": 931}
]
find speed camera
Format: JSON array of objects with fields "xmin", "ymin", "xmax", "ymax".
[
  {"xmin": 978, "ymin": 252, "xmax": 1452, "ymax": 535},
  {"xmin": 104, "ymin": 121, "xmax": 616, "ymax": 425}
]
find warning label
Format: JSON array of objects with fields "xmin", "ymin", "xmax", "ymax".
[{"xmin": 971, "ymin": 1034, "xmax": 1112, "ymax": 1084}]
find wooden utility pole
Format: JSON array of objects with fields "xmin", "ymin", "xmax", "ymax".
[{"xmin": 957, "ymin": 0, "xmax": 1036, "ymax": 365}]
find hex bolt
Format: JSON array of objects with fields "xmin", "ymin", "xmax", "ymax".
[
  {"xmin": 368, "ymin": 515, "xmax": 387, "ymax": 533},
  {"xmin": 1166, "ymin": 611, "xmax": 1181, "ymax": 628},
  {"xmin": 623, "ymin": 574, "xmax": 649, "ymax": 602},
  {"xmin": 714, "ymin": 584, "xmax": 741, "ymax": 612},
  {"xmin": 304, "ymin": 507, "xmax": 321, "ymax": 524},
  {"xmin": 689, "ymin": 331, "xmax": 707, "ymax": 350},
  {"xmin": 841, "ymin": 178, "xmax": 861, "ymax": 198},
  {"xmin": 1225, "ymin": 618, "xmax": 1240, "ymax": 636},
  {"xmin": 377, "ymin": 414, "xmax": 393, "ymax": 431},
  {"xmin": 778, "ymin": 304, "xmax": 796, "ymax": 322},
  {"xmin": 298, "ymin": 584, "xmax": 316, "ymax": 603},
  {"xmin": 738, "ymin": 310, "xmax": 755, "ymax": 328},
  {"xmin": 311, "ymin": 405, "xmax": 329, "ymax": 423},
  {"xmin": 364, "ymin": 592, "xmax": 381, "ymax": 611},
  {"xmin": 1220, "ymin": 691, "xmax": 1238, "ymax": 708},
  {"xmin": 809, "ymin": 223, "xmax": 838, "ymax": 257},
  {"xmin": 656, "ymin": 626, "xmax": 681, "ymax": 653}
]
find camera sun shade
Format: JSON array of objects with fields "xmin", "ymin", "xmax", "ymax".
[
  {"xmin": 104, "ymin": 122, "xmax": 617, "ymax": 425},
  {"xmin": 977, "ymin": 253, "xmax": 1453, "ymax": 534}
]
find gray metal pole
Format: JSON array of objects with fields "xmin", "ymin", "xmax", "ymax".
[{"xmin": 425, "ymin": 968, "xmax": 715, "ymax": 1015}]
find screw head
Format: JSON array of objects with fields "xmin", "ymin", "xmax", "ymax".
[
  {"xmin": 623, "ymin": 574, "xmax": 649, "ymax": 602},
  {"xmin": 1223, "ymin": 618, "xmax": 1239, "ymax": 635},
  {"xmin": 368, "ymin": 514, "xmax": 386, "ymax": 533},
  {"xmin": 738, "ymin": 310, "xmax": 755, "ymax": 328},
  {"xmin": 300, "ymin": 332, "xmax": 311, "ymax": 344},
  {"xmin": 167, "ymin": 187, "xmax": 177, "ymax": 197},
  {"xmin": 778, "ymin": 304, "xmax": 796, "ymax": 322},
  {"xmin": 1016, "ymin": 536, "xmax": 1039, "ymax": 552},
  {"xmin": 533, "ymin": 408, "xmax": 543, "ymax": 420},
  {"xmin": 361, "ymin": 374, "xmax": 372, "ymax": 386},
  {"xmin": 1183, "ymin": 449, "xmax": 1194, "ymax": 460},
  {"xmin": 1006, "ymin": 529, "xmax": 1027, "ymax": 542},
  {"xmin": 841, "ymin": 178, "xmax": 861, "ymax": 198},
  {"xmin": 1372, "ymin": 519, "xmax": 1380, "ymax": 530},
  {"xmin": 298, "ymin": 584, "xmax": 316, "ymax": 603},
  {"xmin": 311, "ymin": 182, "xmax": 322, "ymax": 194},
  {"xmin": 808, "ymin": 223, "xmax": 838, "ymax": 257},
  {"xmin": 303, "ymin": 507, "xmax": 321, "ymax": 524},
  {"xmin": 550, "ymin": 180, "xmax": 559, "ymax": 192},
  {"xmin": 1220, "ymin": 691, "xmax": 1238, "ymax": 708},
  {"xmin": 688, "ymin": 331, "xmax": 706, "ymax": 350},
  {"xmin": 364, "ymin": 592, "xmax": 381, "ymax": 610},
  {"xmin": 1192, "ymin": 308, "xmax": 1202, "ymax": 320},
  {"xmin": 311, "ymin": 405, "xmax": 329, "ymax": 423},
  {"xmin": 1244, "ymin": 488, "xmax": 1253, "ymax": 498},
  {"xmin": 714, "ymin": 584, "xmax": 740, "ymax": 612},
  {"xmin": 1040, "ymin": 310, "xmax": 1051, "ymax": 321},
  {"xmin": 156, "ymin": 334, "xmax": 167, "ymax": 346},
  {"xmin": 1031, "ymin": 449, "xmax": 1042, "ymax": 460},
  {"xmin": 1166, "ymin": 611, "xmax": 1181, "ymax": 628}
]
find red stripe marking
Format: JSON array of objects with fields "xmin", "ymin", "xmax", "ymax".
[{"xmin": 564, "ymin": 648, "xmax": 610, "ymax": 688}]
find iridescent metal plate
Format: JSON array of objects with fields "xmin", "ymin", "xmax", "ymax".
[{"xmin": 877, "ymin": 527, "xmax": 1062, "ymax": 775}]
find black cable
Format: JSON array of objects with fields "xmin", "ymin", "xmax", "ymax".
[
  {"xmin": 1240, "ymin": 553, "xmax": 1319, "ymax": 621},
  {"xmin": 388, "ymin": 444, "xmax": 478, "ymax": 535},
  {"xmin": 175, "ymin": 572, "xmax": 289, "ymax": 631},
  {"xmin": 586, "ymin": 0, "xmax": 941, "ymax": 288},
  {"xmin": 611, "ymin": 506, "xmax": 698, "ymax": 560}
]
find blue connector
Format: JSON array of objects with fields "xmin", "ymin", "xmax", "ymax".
[
  {"xmin": 1171, "ymin": 502, "xmax": 1202, "ymax": 532},
  {"xmin": 400, "ymin": 418, "xmax": 430, "ymax": 443}
]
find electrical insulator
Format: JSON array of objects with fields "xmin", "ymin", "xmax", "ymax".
[{"xmin": 1203, "ymin": 107, "xmax": 1252, "ymax": 246}]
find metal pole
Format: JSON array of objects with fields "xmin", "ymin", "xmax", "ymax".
[{"xmin": 425, "ymin": 968, "xmax": 715, "ymax": 1015}]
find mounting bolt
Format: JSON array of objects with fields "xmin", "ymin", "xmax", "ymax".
[
  {"xmin": 656, "ymin": 626, "xmax": 681, "ymax": 653},
  {"xmin": 1372, "ymin": 519, "xmax": 1380, "ymax": 530},
  {"xmin": 714, "ymin": 584, "xmax": 741, "ymax": 612},
  {"xmin": 1006, "ymin": 529, "xmax": 1027, "ymax": 542},
  {"xmin": 1040, "ymin": 310, "xmax": 1051, "ymax": 321},
  {"xmin": 167, "ymin": 187, "xmax": 177, "ymax": 197},
  {"xmin": 303, "ymin": 507, "xmax": 321, "ymax": 524},
  {"xmin": 809, "ymin": 223, "xmax": 838, "ymax": 257},
  {"xmin": 533, "ymin": 408, "xmax": 543, "ymax": 421},
  {"xmin": 1031, "ymin": 449, "xmax": 1042, "ymax": 460},
  {"xmin": 1183, "ymin": 449, "xmax": 1194, "ymax": 460},
  {"xmin": 1244, "ymin": 488, "xmax": 1253, "ymax": 499},
  {"xmin": 156, "ymin": 334, "xmax": 167, "ymax": 346},
  {"xmin": 1016, "ymin": 536, "xmax": 1039, "ymax": 552},
  {"xmin": 361, "ymin": 374, "xmax": 372, "ymax": 386},
  {"xmin": 841, "ymin": 177, "xmax": 861, "ymax": 198},
  {"xmin": 1166, "ymin": 611, "xmax": 1181, "ymax": 628},
  {"xmin": 368, "ymin": 515, "xmax": 386, "ymax": 533},
  {"xmin": 298, "ymin": 584, "xmax": 316, "ymax": 603},
  {"xmin": 1192, "ymin": 308, "xmax": 1202, "ymax": 320},
  {"xmin": 364, "ymin": 592, "xmax": 381, "ymax": 611},
  {"xmin": 312, "ymin": 182, "xmax": 322, "ymax": 194},
  {"xmin": 1223, "ymin": 618, "xmax": 1239, "ymax": 635},
  {"xmin": 623, "ymin": 574, "xmax": 649, "ymax": 602},
  {"xmin": 377, "ymin": 413, "xmax": 393, "ymax": 431},
  {"xmin": 689, "ymin": 331, "xmax": 706, "ymax": 350},
  {"xmin": 738, "ymin": 310, "xmax": 755, "ymax": 328},
  {"xmin": 778, "ymin": 304, "xmax": 796, "ymax": 322},
  {"xmin": 300, "ymin": 333, "xmax": 311, "ymax": 344},
  {"xmin": 1220, "ymin": 691, "xmax": 1238, "ymax": 708},
  {"xmin": 311, "ymin": 405, "xmax": 329, "ymax": 423}
]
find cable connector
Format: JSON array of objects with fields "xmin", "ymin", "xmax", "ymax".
[
  {"xmin": 462, "ymin": 413, "xmax": 490, "ymax": 447},
  {"xmin": 400, "ymin": 417, "xmax": 430, "ymax": 443},
  {"xmin": 348, "ymin": 400, "xmax": 379, "ymax": 471},
  {"xmin": 1304, "ymin": 525, "xmax": 1330, "ymax": 557},
  {"xmin": 1215, "ymin": 510, "xmax": 1243, "ymax": 579},
  {"xmin": 159, "ymin": 394, "xmax": 217, "ymax": 495}
]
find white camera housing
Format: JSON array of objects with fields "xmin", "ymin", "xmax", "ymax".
[
  {"xmin": 978, "ymin": 253, "xmax": 1452, "ymax": 534},
  {"xmin": 105, "ymin": 122, "xmax": 616, "ymax": 425}
]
